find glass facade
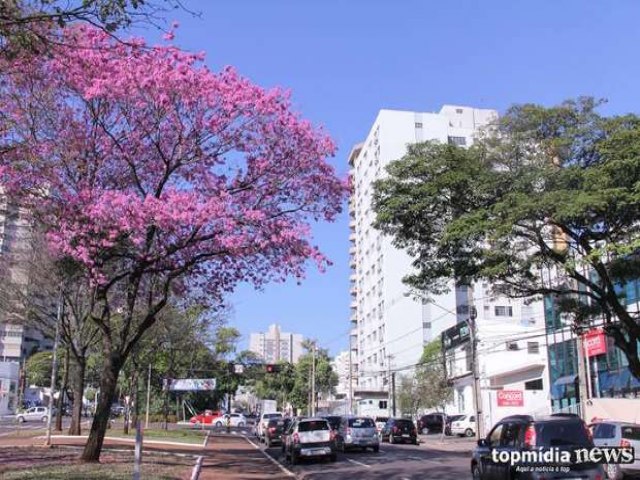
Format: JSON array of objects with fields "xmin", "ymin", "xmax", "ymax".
[{"xmin": 544, "ymin": 274, "xmax": 640, "ymax": 412}]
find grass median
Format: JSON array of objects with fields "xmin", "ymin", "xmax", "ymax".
[{"xmin": 107, "ymin": 426, "xmax": 207, "ymax": 445}]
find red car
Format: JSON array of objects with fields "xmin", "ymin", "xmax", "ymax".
[{"xmin": 190, "ymin": 410, "xmax": 223, "ymax": 425}]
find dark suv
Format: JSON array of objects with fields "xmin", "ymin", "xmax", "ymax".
[
  {"xmin": 380, "ymin": 418, "xmax": 418, "ymax": 445},
  {"xmin": 471, "ymin": 414, "xmax": 604, "ymax": 480},
  {"xmin": 417, "ymin": 413, "xmax": 446, "ymax": 434},
  {"xmin": 264, "ymin": 418, "xmax": 288, "ymax": 447}
]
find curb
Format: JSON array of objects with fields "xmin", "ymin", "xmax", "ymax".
[{"xmin": 190, "ymin": 455, "xmax": 204, "ymax": 480}]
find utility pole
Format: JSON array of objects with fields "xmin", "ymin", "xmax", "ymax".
[
  {"xmin": 386, "ymin": 354, "xmax": 393, "ymax": 416},
  {"xmin": 391, "ymin": 372, "xmax": 396, "ymax": 416},
  {"xmin": 468, "ymin": 305, "xmax": 484, "ymax": 440},
  {"xmin": 145, "ymin": 364, "xmax": 151, "ymax": 429},
  {"xmin": 576, "ymin": 329, "xmax": 589, "ymax": 420},
  {"xmin": 311, "ymin": 342, "xmax": 316, "ymax": 417},
  {"xmin": 45, "ymin": 292, "xmax": 63, "ymax": 447}
]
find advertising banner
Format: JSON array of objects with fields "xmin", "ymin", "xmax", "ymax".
[
  {"xmin": 497, "ymin": 390, "xmax": 524, "ymax": 407},
  {"xmin": 584, "ymin": 329, "xmax": 607, "ymax": 357},
  {"xmin": 165, "ymin": 378, "xmax": 217, "ymax": 391}
]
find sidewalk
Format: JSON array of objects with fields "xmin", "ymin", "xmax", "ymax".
[{"xmin": 418, "ymin": 434, "xmax": 475, "ymax": 454}]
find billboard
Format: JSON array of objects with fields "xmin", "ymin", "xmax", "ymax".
[
  {"xmin": 497, "ymin": 390, "xmax": 524, "ymax": 407},
  {"xmin": 441, "ymin": 321, "xmax": 471, "ymax": 350},
  {"xmin": 164, "ymin": 378, "xmax": 217, "ymax": 391}
]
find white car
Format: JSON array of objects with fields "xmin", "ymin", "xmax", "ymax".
[
  {"xmin": 215, "ymin": 413, "xmax": 247, "ymax": 428},
  {"xmin": 450, "ymin": 414, "xmax": 476, "ymax": 437},
  {"xmin": 256, "ymin": 412, "xmax": 283, "ymax": 438},
  {"xmin": 16, "ymin": 406, "xmax": 50, "ymax": 423}
]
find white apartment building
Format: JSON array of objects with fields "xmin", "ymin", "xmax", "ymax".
[
  {"xmin": 248, "ymin": 324, "xmax": 304, "ymax": 364},
  {"xmin": 331, "ymin": 350, "xmax": 352, "ymax": 399},
  {"xmin": 348, "ymin": 105, "xmax": 498, "ymax": 394},
  {"xmin": 443, "ymin": 283, "xmax": 550, "ymax": 434}
]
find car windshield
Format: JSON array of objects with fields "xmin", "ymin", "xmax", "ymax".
[
  {"xmin": 298, "ymin": 420, "xmax": 329, "ymax": 432},
  {"xmin": 323, "ymin": 417, "xmax": 341, "ymax": 429},
  {"xmin": 395, "ymin": 420, "xmax": 414, "ymax": 427},
  {"xmin": 375, "ymin": 417, "xmax": 388, "ymax": 423},
  {"xmin": 349, "ymin": 418, "xmax": 375, "ymax": 428},
  {"xmin": 536, "ymin": 421, "xmax": 592, "ymax": 446},
  {"xmin": 267, "ymin": 419, "xmax": 280, "ymax": 427}
]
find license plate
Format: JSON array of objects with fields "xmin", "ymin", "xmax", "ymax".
[
  {"xmin": 311, "ymin": 448, "xmax": 326, "ymax": 455},
  {"xmin": 402, "ymin": 434, "xmax": 410, "ymax": 437}
]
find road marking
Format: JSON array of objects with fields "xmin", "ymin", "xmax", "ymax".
[
  {"xmin": 244, "ymin": 435, "xmax": 295, "ymax": 478},
  {"xmin": 190, "ymin": 456, "xmax": 203, "ymax": 480},
  {"xmin": 44, "ymin": 435, "xmax": 201, "ymax": 447},
  {"xmin": 407, "ymin": 456, "xmax": 442, "ymax": 464},
  {"xmin": 346, "ymin": 458, "xmax": 371, "ymax": 468},
  {"xmin": 203, "ymin": 431, "xmax": 210, "ymax": 448}
]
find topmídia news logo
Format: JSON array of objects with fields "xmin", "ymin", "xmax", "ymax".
[{"xmin": 491, "ymin": 446, "xmax": 636, "ymax": 466}]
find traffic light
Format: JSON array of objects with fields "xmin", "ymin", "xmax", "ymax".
[{"xmin": 265, "ymin": 364, "xmax": 280, "ymax": 374}]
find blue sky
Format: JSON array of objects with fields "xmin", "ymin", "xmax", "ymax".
[{"xmin": 144, "ymin": 0, "xmax": 640, "ymax": 356}]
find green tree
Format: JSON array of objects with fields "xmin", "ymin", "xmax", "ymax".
[
  {"xmin": 25, "ymin": 350, "xmax": 53, "ymax": 387},
  {"xmin": 290, "ymin": 343, "xmax": 338, "ymax": 414},
  {"xmin": 416, "ymin": 340, "xmax": 452, "ymax": 414},
  {"xmin": 373, "ymin": 97, "xmax": 640, "ymax": 379}
]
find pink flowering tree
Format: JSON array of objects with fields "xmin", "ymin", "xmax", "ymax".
[{"xmin": 0, "ymin": 25, "xmax": 347, "ymax": 461}]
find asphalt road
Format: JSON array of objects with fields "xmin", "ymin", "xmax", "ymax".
[{"xmin": 256, "ymin": 437, "xmax": 471, "ymax": 480}]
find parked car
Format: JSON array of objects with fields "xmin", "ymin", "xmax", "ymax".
[
  {"xmin": 337, "ymin": 416, "xmax": 379, "ymax": 452},
  {"xmin": 445, "ymin": 414, "xmax": 465, "ymax": 436},
  {"xmin": 256, "ymin": 412, "xmax": 283, "ymax": 439},
  {"xmin": 216, "ymin": 413, "xmax": 246, "ymax": 428},
  {"xmin": 471, "ymin": 414, "xmax": 604, "ymax": 480},
  {"xmin": 374, "ymin": 416, "xmax": 389, "ymax": 434},
  {"xmin": 380, "ymin": 418, "xmax": 418, "ymax": 445},
  {"xmin": 16, "ymin": 406, "xmax": 50, "ymax": 423},
  {"xmin": 450, "ymin": 414, "xmax": 476, "ymax": 437},
  {"xmin": 110, "ymin": 404, "xmax": 125, "ymax": 417},
  {"xmin": 189, "ymin": 409, "xmax": 223, "ymax": 425},
  {"xmin": 264, "ymin": 418, "xmax": 289, "ymax": 447},
  {"xmin": 417, "ymin": 413, "xmax": 446, "ymax": 434},
  {"xmin": 283, "ymin": 417, "xmax": 337, "ymax": 465},
  {"xmin": 589, "ymin": 420, "xmax": 640, "ymax": 480}
]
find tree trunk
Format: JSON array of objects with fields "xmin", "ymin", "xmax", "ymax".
[
  {"xmin": 81, "ymin": 353, "xmax": 121, "ymax": 462},
  {"xmin": 68, "ymin": 356, "xmax": 86, "ymax": 436},
  {"xmin": 55, "ymin": 347, "xmax": 69, "ymax": 431},
  {"xmin": 131, "ymin": 367, "xmax": 139, "ymax": 430}
]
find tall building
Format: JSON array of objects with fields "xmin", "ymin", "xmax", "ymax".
[
  {"xmin": 0, "ymin": 189, "xmax": 52, "ymax": 363},
  {"xmin": 249, "ymin": 324, "xmax": 304, "ymax": 364},
  {"xmin": 331, "ymin": 350, "xmax": 353, "ymax": 399},
  {"xmin": 348, "ymin": 105, "xmax": 498, "ymax": 394}
]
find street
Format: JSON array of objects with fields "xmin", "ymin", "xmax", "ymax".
[
  {"xmin": 0, "ymin": 416, "xmax": 87, "ymax": 437},
  {"xmin": 255, "ymin": 434, "xmax": 472, "ymax": 480}
]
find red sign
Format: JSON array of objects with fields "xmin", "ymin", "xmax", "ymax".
[
  {"xmin": 497, "ymin": 390, "xmax": 524, "ymax": 407},
  {"xmin": 584, "ymin": 329, "xmax": 607, "ymax": 357}
]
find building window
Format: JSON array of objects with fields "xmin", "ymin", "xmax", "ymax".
[
  {"xmin": 456, "ymin": 108, "xmax": 463, "ymax": 114},
  {"xmin": 448, "ymin": 136, "xmax": 467, "ymax": 146},
  {"xmin": 525, "ymin": 378, "xmax": 543, "ymax": 390},
  {"xmin": 527, "ymin": 342, "xmax": 540, "ymax": 354},
  {"xmin": 415, "ymin": 122, "xmax": 423, "ymax": 129},
  {"xmin": 495, "ymin": 306, "xmax": 513, "ymax": 317},
  {"xmin": 379, "ymin": 400, "xmax": 388, "ymax": 409},
  {"xmin": 506, "ymin": 341, "xmax": 519, "ymax": 351}
]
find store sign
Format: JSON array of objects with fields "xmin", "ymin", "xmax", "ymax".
[
  {"xmin": 497, "ymin": 390, "xmax": 524, "ymax": 407},
  {"xmin": 584, "ymin": 329, "xmax": 607, "ymax": 357},
  {"xmin": 164, "ymin": 378, "xmax": 217, "ymax": 391},
  {"xmin": 441, "ymin": 322, "xmax": 471, "ymax": 350}
]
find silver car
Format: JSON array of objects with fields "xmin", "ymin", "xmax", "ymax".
[
  {"xmin": 16, "ymin": 406, "xmax": 49, "ymax": 423},
  {"xmin": 337, "ymin": 416, "xmax": 379, "ymax": 452},
  {"xmin": 590, "ymin": 421, "xmax": 640, "ymax": 480}
]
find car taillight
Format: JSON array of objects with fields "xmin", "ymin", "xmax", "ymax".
[
  {"xmin": 293, "ymin": 432, "xmax": 299, "ymax": 444},
  {"xmin": 411, "ymin": 427, "xmax": 417, "ymax": 435},
  {"xmin": 347, "ymin": 428, "xmax": 352, "ymax": 435},
  {"xmin": 523, "ymin": 425, "xmax": 536, "ymax": 448},
  {"xmin": 621, "ymin": 438, "xmax": 631, "ymax": 448},
  {"xmin": 330, "ymin": 430, "xmax": 336, "ymax": 441},
  {"xmin": 269, "ymin": 427, "xmax": 276, "ymax": 433},
  {"xmin": 594, "ymin": 475, "xmax": 603, "ymax": 480}
]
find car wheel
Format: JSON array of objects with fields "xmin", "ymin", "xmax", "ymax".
[
  {"xmin": 330, "ymin": 453, "xmax": 337, "ymax": 462},
  {"xmin": 42, "ymin": 416, "xmax": 48, "ymax": 423},
  {"xmin": 17, "ymin": 416, "xmax": 25, "ymax": 423},
  {"xmin": 412, "ymin": 438, "xmax": 418, "ymax": 445},
  {"xmin": 465, "ymin": 428, "xmax": 474, "ymax": 437},
  {"xmin": 373, "ymin": 445, "xmax": 379, "ymax": 453},
  {"xmin": 472, "ymin": 463, "xmax": 482, "ymax": 480},
  {"xmin": 215, "ymin": 421, "xmax": 222, "ymax": 427},
  {"xmin": 238, "ymin": 422, "xmax": 244, "ymax": 427},
  {"xmin": 421, "ymin": 428, "xmax": 428, "ymax": 435},
  {"xmin": 606, "ymin": 464, "xmax": 623, "ymax": 480}
]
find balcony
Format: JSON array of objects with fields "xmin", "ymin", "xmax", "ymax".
[
  {"xmin": 349, "ymin": 273, "xmax": 357, "ymax": 281},
  {"xmin": 349, "ymin": 233, "xmax": 356, "ymax": 242},
  {"xmin": 350, "ymin": 301, "xmax": 358, "ymax": 310}
]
